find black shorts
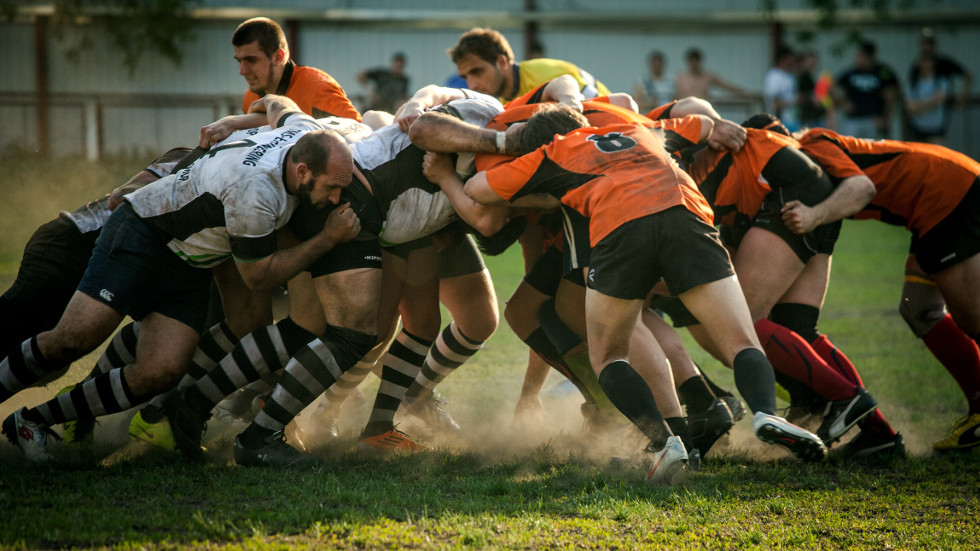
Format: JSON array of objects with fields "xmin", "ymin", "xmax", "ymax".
[
  {"xmin": 77, "ymin": 203, "xmax": 212, "ymax": 332},
  {"xmin": 308, "ymin": 237, "xmax": 383, "ymax": 277},
  {"xmin": 0, "ymin": 216, "xmax": 100, "ymax": 352},
  {"xmin": 438, "ymin": 234, "xmax": 486, "ymax": 279},
  {"xmin": 382, "ymin": 236, "xmax": 432, "ymax": 261},
  {"xmin": 524, "ymin": 246, "xmax": 564, "ymax": 297},
  {"xmin": 726, "ymin": 147, "xmax": 841, "ymax": 262},
  {"xmin": 560, "ymin": 207, "xmax": 591, "ymax": 276},
  {"xmin": 587, "ymin": 207, "xmax": 735, "ymax": 300},
  {"xmin": 648, "ymin": 295, "xmax": 700, "ymax": 328},
  {"xmin": 912, "ymin": 177, "xmax": 980, "ymax": 274}
]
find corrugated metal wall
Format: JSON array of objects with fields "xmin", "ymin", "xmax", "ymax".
[{"xmin": 2, "ymin": 5, "xmax": 979, "ymax": 157}]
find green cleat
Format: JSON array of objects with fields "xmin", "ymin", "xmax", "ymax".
[{"xmin": 127, "ymin": 410, "xmax": 176, "ymax": 451}]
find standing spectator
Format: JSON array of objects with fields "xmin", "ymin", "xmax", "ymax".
[
  {"xmin": 833, "ymin": 40, "xmax": 899, "ymax": 139},
  {"xmin": 797, "ymin": 49, "xmax": 835, "ymax": 129},
  {"xmin": 905, "ymin": 56, "xmax": 951, "ymax": 144},
  {"xmin": 763, "ymin": 45, "xmax": 799, "ymax": 130},
  {"xmin": 674, "ymin": 48, "xmax": 751, "ymax": 101},
  {"xmin": 912, "ymin": 28, "xmax": 973, "ymax": 108},
  {"xmin": 526, "ymin": 40, "xmax": 546, "ymax": 60},
  {"xmin": 634, "ymin": 50, "xmax": 675, "ymax": 113},
  {"xmin": 358, "ymin": 52, "xmax": 410, "ymax": 113}
]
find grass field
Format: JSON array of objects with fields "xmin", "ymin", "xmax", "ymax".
[{"xmin": 0, "ymin": 154, "xmax": 977, "ymax": 549}]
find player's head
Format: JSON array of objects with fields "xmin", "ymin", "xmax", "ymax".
[
  {"xmin": 685, "ymin": 48, "xmax": 703, "ymax": 70},
  {"xmin": 520, "ymin": 103, "xmax": 589, "ymax": 153},
  {"xmin": 648, "ymin": 50, "xmax": 666, "ymax": 74},
  {"xmin": 448, "ymin": 27, "xmax": 515, "ymax": 97},
  {"xmin": 741, "ymin": 113, "xmax": 790, "ymax": 136},
  {"xmin": 233, "ymin": 17, "xmax": 289, "ymax": 95},
  {"xmin": 855, "ymin": 40, "xmax": 876, "ymax": 69},
  {"xmin": 290, "ymin": 130, "xmax": 354, "ymax": 208}
]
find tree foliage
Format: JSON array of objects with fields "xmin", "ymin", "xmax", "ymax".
[{"xmin": 2, "ymin": 0, "xmax": 201, "ymax": 74}]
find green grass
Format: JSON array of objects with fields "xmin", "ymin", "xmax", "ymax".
[{"xmin": 0, "ymin": 154, "xmax": 978, "ymax": 550}]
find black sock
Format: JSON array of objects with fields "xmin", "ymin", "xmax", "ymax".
[
  {"xmin": 237, "ymin": 422, "xmax": 275, "ymax": 448},
  {"xmin": 677, "ymin": 375, "xmax": 717, "ymax": 413},
  {"xmin": 732, "ymin": 348, "xmax": 776, "ymax": 415},
  {"xmin": 597, "ymin": 359, "xmax": 671, "ymax": 447},
  {"xmin": 698, "ymin": 365, "xmax": 734, "ymax": 398},
  {"xmin": 665, "ymin": 416, "xmax": 692, "ymax": 451}
]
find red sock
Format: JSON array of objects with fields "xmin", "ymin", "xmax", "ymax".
[
  {"xmin": 922, "ymin": 314, "xmax": 980, "ymax": 414},
  {"xmin": 811, "ymin": 335, "xmax": 897, "ymax": 436},
  {"xmin": 755, "ymin": 319, "xmax": 857, "ymax": 402},
  {"xmin": 811, "ymin": 334, "xmax": 865, "ymax": 388},
  {"xmin": 859, "ymin": 410, "xmax": 897, "ymax": 438}
]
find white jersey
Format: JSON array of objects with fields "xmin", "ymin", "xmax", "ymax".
[
  {"xmin": 125, "ymin": 113, "xmax": 325, "ymax": 268},
  {"xmin": 350, "ymin": 90, "xmax": 503, "ymax": 245}
]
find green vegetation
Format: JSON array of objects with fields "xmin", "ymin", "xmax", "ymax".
[{"xmin": 0, "ymin": 155, "xmax": 977, "ymax": 550}]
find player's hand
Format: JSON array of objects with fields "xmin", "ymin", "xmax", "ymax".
[
  {"xmin": 707, "ymin": 118, "xmax": 746, "ymax": 151},
  {"xmin": 322, "ymin": 202, "xmax": 360, "ymax": 244},
  {"xmin": 199, "ymin": 117, "xmax": 239, "ymax": 149},
  {"xmin": 422, "ymin": 152, "xmax": 456, "ymax": 187},
  {"xmin": 556, "ymin": 92, "xmax": 584, "ymax": 113},
  {"xmin": 396, "ymin": 101, "xmax": 425, "ymax": 132},
  {"xmin": 781, "ymin": 200, "xmax": 819, "ymax": 234}
]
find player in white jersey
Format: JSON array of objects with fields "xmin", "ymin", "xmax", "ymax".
[
  {"xmin": 155, "ymin": 88, "xmax": 511, "ymax": 463},
  {"xmin": 1, "ymin": 95, "xmax": 363, "ymax": 461}
]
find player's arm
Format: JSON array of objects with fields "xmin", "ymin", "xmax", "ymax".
[
  {"xmin": 233, "ymin": 203, "xmax": 361, "ymax": 292},
  {"xmin": 422, "ymin": 152, "xmax": 511, "ymax": 236},
  {"xmin": 463, "ymin": 169, "xmax": 560, "ymax": 210},
  {"xmin": 781, "ymin": 174, "xmax": 876, "ymax": 234},
  {"xmin": 198, "ymin": 113, "xmax": 268, "ymax": 149},
  {"xmin": 538, "ymin": 75, "xmax": 585, "ymax": 112},
  {"xmin": 246, "ymin": 94, "xmax": 305, "ymax": 128},
  {"xmin": 107, "ymin": 169, "xmax": 161, "ymax": 210},
  {"xmin": 409, "ymin": 110, "xmax": 523, "ymax": 157},
  {"xmin": 394, "ymin": 85, "xmax": 470, "ymax": 132}
]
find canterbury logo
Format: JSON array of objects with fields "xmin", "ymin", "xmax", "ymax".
[{"xmin": 99, "ymin": 289, "xmax": 114, "ymax": 302}]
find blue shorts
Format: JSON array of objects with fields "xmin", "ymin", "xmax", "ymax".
[{"xmin": 77, "ymin": 203, "xmax": 212, "ymax": 332}]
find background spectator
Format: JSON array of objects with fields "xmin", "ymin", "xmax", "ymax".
[
  {"xmin": 763, "ymin": 45, "xmax": 799, "ymax": 130},
  {"xmin": 833, "ymin": 40, "xmax": 899, "ymax": 139},
  {"xmin": 675, "ymin": 48, "xmax": 752, "ymax": 101},
  {"xmin": 905, "ymin": 55, "xmax": 950, "ymax": 144},
  {"xmin": 357, "ymin": 52, "xmax": 410, "ymax": 113},
  {"xmin": 797, "ymin": 49, "xmax": 835, "ymax": 129},
  {"xmin": 634, "ymin": 50, "xmax": 674, "ymax": 113}
]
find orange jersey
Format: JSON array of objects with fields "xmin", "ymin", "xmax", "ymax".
[
  {"xmin": 242, "ymin": 61, "xmax": 361, "ymax": 121},
  {"xmin": 684, "ymin": 128, "xmax": 801, "ymax": 227},
  {"xmin": 799, "ymin": 129, "xmax": 980, "ymax": 235},
  {"xmin": 645, "ymin": 101, "xmax": 677, "ymax": 121},
  {"xmin": 477, "ymin": 83, "xmax": 703, "ymax": 172},
  {"xmin": 485, "ymin": 123, "xmax": 714, "ymax": 247}
]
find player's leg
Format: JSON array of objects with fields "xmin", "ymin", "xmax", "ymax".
[
  {"xmin": 929, "ymin": 252, "xmax": 980, "ymax": 451},
  {"xmin": 642, "ymin": 309, "xmax": 736, "ymax": 455},
  {"xmin": 234, "ymin": 264, "xmax": 383, "ymax": 466},
  {"xmin": 359, "ymin": 244, "xmax": 440, "ymax": 445},
  {"xmin": 403, "ymin": 244, "xmax": 498, "ymax": 431}
]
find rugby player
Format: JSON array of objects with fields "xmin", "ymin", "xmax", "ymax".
[
  {"xmin": 464, "ymin": 104, "xmax": 828, "ymax": 482},
  {"xmin": 2, "ymin": 95, "xmax": 360, "ymax": 461},
  {"xmin": 783, "ymin": 125, "xmax": 980, "ymax": 452}
]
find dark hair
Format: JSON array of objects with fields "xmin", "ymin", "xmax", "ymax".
[
  {"xmin": 775, "ymin": 45, "xmax": 795, "ymax": 63},
  {"xmin": 859, "ymin": 40, "xmax": 877, "ymax": 57},
  {"xmin": 520, "ymin": 103, "xmax": 590, "ymax": 153},
  {"xmin": 232, "ymin": 17, "xmax": 288, "ymax": 59},
  {"xmin": 448, "ymin": 27, "xmax": 515, "ymax": 64},
  {"xmin": 290, "ymin": 130, "xmax": 339, "ymax": 177},
  {"xmin": 685, "ymin": 48, "xmax": 702, "ymax": 61},
  {"xmin": 392, "ymin": 52, "xmax": 406, "ymax": 63},
  {"xmin": 741, "ymin": 113, "xmax": 789, "ymax": 136},
  {"xmin": 648, "ymin": 50, "xmax": 665, "ymax": 63}
]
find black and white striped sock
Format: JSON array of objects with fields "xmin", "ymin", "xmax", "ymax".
[
  {"xmin": 404, "ymin": 322, "xmax": 483, "ymax": 402},
  {"xmin": 0, "ymin": 337, "xmax": 61, "ymax": 402},
  {"xmin": 363, "ymin": 330, "xmax": 432, "ymax": 437},
  {"xmin": 29, "ymin": 367, "xmax": 138, "ymax": 426}
]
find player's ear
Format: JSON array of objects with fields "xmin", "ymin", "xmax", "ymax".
[
  {"xmin": 274, "ymin": 48, "xmax": 287, "ymax": 66},
  {"xmin": 495, "ymin": 54, "xmax": 509, "ymax": 71}
]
